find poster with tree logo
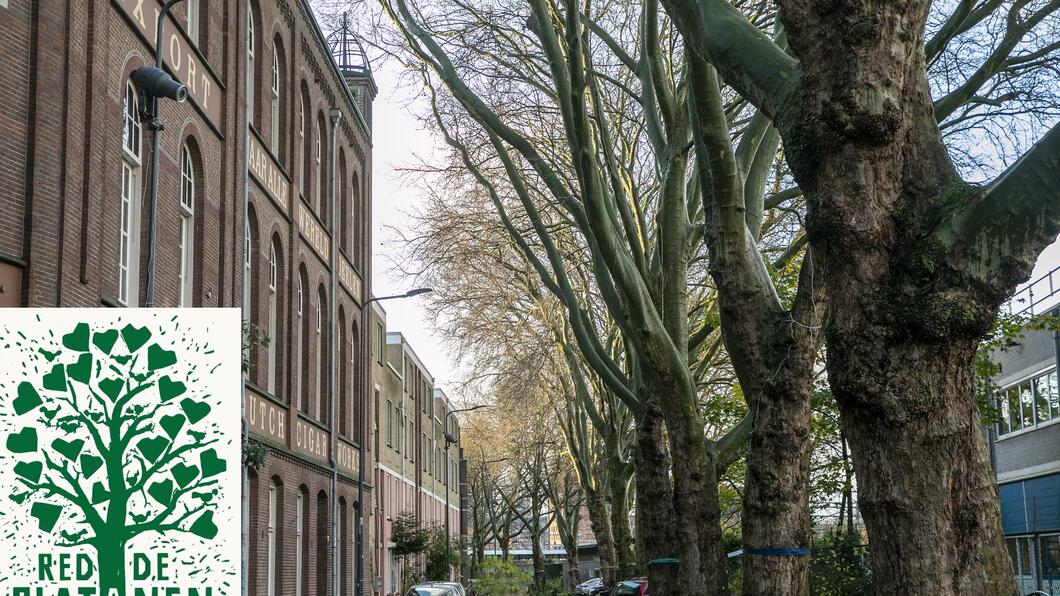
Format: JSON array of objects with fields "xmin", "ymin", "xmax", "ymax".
[{"xmin": 0, "ymin": 310, "xmax": 241, "ymax": 596}]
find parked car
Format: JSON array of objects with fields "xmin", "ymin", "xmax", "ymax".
[
  {"xmin": 426, "ymin": 582, "xmax": 467, "ymax": 596},
  {"xmin": 574, "ymin": 577, "xmax": 605, "ymax": 595},
  {"xmin": 610, "ymin": 578, "xmax": 649, "ymax": 596},
  {"xmin": 405, "ymin": 584, "xmax": 461, "ymax": 596}
]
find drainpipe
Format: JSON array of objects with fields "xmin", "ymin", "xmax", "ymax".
[{"xmin": 328, "ymin": 107, "xmax": 342, "ymax": 596}]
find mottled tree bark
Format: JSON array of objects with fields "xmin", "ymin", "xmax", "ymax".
[
  {"xmin": 632, "ymin": 408, "xmax": 681, "ymax": 595},
  {"xmin": 607, "ymin": 455, "xmax": 636, "ymax": 580},
  {"xmin": 585, "ymin": 489, "xmax": 618, "ymax": 587}
]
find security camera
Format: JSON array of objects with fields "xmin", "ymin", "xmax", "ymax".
[{"xmin": 131, "ymin": 66, "xmax": 189, "ymax": 102}]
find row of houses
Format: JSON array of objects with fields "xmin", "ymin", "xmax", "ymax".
[{"xmin": 0, "ymin": 1, "xmax": 465, "ymax": 595}]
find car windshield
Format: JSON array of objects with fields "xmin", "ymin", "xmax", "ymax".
[
  {"xmin": 611, "ymin": 582, "xmax": 641, "ymax": 596},
  {"xmin": 406, "ymin": 588, "xmax": 453, "ymax": 596}
]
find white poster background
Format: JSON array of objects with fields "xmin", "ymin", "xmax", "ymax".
[{"xmin": 0, "ymin": 309, "xmax": 241, "ymax": 595}]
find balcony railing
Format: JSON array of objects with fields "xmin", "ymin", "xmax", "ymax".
[{"xmin": 1002, "ymin": 262, "xmax": 1060, "ymax": 316}]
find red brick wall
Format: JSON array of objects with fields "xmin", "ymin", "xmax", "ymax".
[{"xmin": 1, "ymin": 0, "xmax": 377, "ymax": 593}]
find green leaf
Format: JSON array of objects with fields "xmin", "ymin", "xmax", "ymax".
[
  {"xmin": 199, "ymin": 448, "xmax": 226, "ymax": 478},
  {"xmin": 188, "ymin": 510, "xmax": 218, "ymax": 540},
  {"xmin": 148, "ymin": 479, "xmax": 174, "ymax": 505},
  {"xmin": 98, "ymin": 377, "xmax": 124, "ymax": 401},
  {"xmin": 171, "ymin": 462, "xmax": 199, "ymax": 488},
  {"xmin": 42, "ymin": 364, "xmax": 67, "ymax": 392},
  {"xmin": 13, "ymin": 382, "xmax": 43, "ymax": 415},
  {"xmin": 14, "ymin": 461, "xmax": 42, "ymax": 483},
  {"xmin": 92, "ymin": 328, "xmax": 119, "ymax": 354},
  {"xmin": 121, "ymin": 324, "xmax": 152, "ymax": 353},
  {"xmin": 158, "ymin": 376, "xmax": 187, "ymax": 401},
  {"xmin": 51, "ymin": 438, "xmax": 85, "ymax": 461},
  {"xmin": 160, "ymin": 414, "xmax": 186, "ymax": 439},
  {"xmin": 180, "ymin": 398, "xmax": 211, "ymax": 424},
  {"xmin": 137, "ymin": 435, "xmax": 170, "ymax": 463},
  {"xmin": 6, "ymin": 427, "xmax": 37, "ymax": 453},
  {"xmin": 147, "ymin": 344, "xmax": 176, "ymax": 370},
  {"xmin": 61, "ymin": 323, "xmax": 90, "ymax": 352},
  {"xmin": 90, "ymin": 481, "xmax": 110, "ymax": 504},
  {"xmin": 80, "ymin": 454, "xmax": 103, "ymax": 479},
  {"xmin": 31, "ymin": 502, "xmax": 63, "ymax": 532},
  {"xmin": 66, "ymin": 353, "xmax": 93, "ymax": 384}
]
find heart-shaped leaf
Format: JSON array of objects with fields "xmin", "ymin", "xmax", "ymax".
[
  {"xmin": 66, "ymin": 353, "xmax": 93, "ymax": 384},
  {"xmin": 98, "ymin": 377, "xmax": 123, "ymax": 401},
  {"xmin": 148, "ymin": 479, "xmax": 174, "ymax": 505},
  {"xmin": 80, "ymin": 454, "xmax": 103, "ymax": 479},
  {"xmin": 199, "ymin": 448, "xmax": 226, "ymax": 478},
  {"xmin": 92, "ymin": 329, "xmax": 119, "ymax": 354},
  {"xmin": 188, "ymin": 510, "xmax": 218, "ymax": 540},
  {"xmin": 52, "ymin": 438, "xmax": 85, "ymax": 461},
  {"xmin": 30, "ymin": 502, "xmax": 63, "ymax": 532},
  {"xmin": 160, "ymin": 414, "xmax": 186, "ymax": 439},
  {"xmin": 121, "ymin": 324, "xmax": 152, "ymax": 353},
  {"xmin": 137, "ymin": 435, "xmax": 169, "ymax": 463},
  {"xmin": 180, "ymin": 399, "xmax": 211, "ymax": 424},
  {"xmin": 158, "ymin": 376, "xmax": 187, "ymax": 401},
  {"xmin": 171, "ymin": 462, "xmax": 199, "ymax": 488},
  {"xmin": 14, "ymin": 461, "xmax": 42, "ymax": 483},
  {"xmin": 90, "ymin": 481, "xmax": 110, "ymax": 504},
  {"xmin": 14, "ymin": 382, "xmax": 43, "ymax": 415},
  {"xmin": 61, "ymin": 323, "xmax": 90, "ymax": 352},
  {"xmin": 42, "ymin": 364, "xmax": 67, "ymax": 392},
  {"xmin": 147, "ymin": 344, "xmax": 176, "ymax": 371},
  {"xmin": 6, "ymin": 428, "xmax": 37, "ymax": 453}
]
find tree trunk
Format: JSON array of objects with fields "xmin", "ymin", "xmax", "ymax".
[
  {"xmin": 832, "ymin": 339, "xmax": 1012, "ymax": 594},
  {"xmin": 97, "ymin": 539, "xmax": 127, "ymax": 596},
  {"xmin": 567, "ymin": 550, "xmax": 580, "ymax": 588},
  {"xmin": 531, "ymin": 526, "xmax": 546, "ymax": 588},
  {"xmin": 607, "ymin": 455, "xmax": 636, "ymax": 579},
  {"xmin": 741, "ymin": 378, "xmax": 813, "ymax": 596},
  {"xmin": 585, "ymin": 489, "xmax": 617, "ymax": 587},
  {"xmin": 632, "ymin": 408, "xmax": 681, "ymax": 595},
  {"xmin": 768, "ymin": 2, "xmax": 1019, "ymax": 591}
]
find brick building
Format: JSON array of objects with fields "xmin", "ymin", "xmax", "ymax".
[
  {"xmin": 370, "ymin": 320, "xmax": 463, "ymax": 595},
  {"xmin": 0, "ymin": 1, "xmax": 379, "ymax": 595}
]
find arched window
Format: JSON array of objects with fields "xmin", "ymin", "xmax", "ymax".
[
  {"xmin": 245, "ymin": 206, "xmax": 260, "ymax": 383},
  {"xmin": 267, "ymin": 479, "xmax": 278, "ymax": 596},
  {"xmin": 316, "ymin": 285, "xmax": 327, "ymax": 423},
  {"xmin": 316, "ymin": 492, "xmax": 328, "ymax": 596},
  {"xmin": 267, "ymin": 241, "xmax": 278, "ymax": 394},
  {"xmin": 299, "ymin": 84, "xmax": 310, "ymax": 198},
  {"xmin": 339, "ymin": 153, "xmax": 349, "ymax": 255},
  {"xmin": 352, "ymin": 171, "xmax": 363, "ymax": 272},
  {"xmin": 246, "ymin": 4, "xmax": 255, "ymax": 124},
  {"xmin": 119, "ymin": 82, "xmax": 142, "ymax": 306},
  {"xmin": 338, "ymin": 309, "xmax": 348, "ymax": 437},
  {"xmin": 179, "ymin": 145, "xmax": 195, "ymax": 307},
  {"xmin": 298, "ymin": 266, "xmax": 309, "ymax": 413},
  {"xmin": 186, "ymin": 0, "xmax": 200, "ymax": 46},
  {"xmin": 270, "ymin": 44, "xmax": 280, "ymax": 154},
  {"xmin": 337, "ymin": 498, "xmax": 347, "ymax": 595},
  {"xmin": 352, "ymin": 320, "xmax": 360, "ymax": 442},
  {"xmin": 296, "ymin": 487, "xmax": 308, "ymax": 596},
  {"xmin": 313, "ymin": 118, "xmax": 322, "ymax": 215}
]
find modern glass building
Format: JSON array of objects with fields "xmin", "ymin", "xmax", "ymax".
[{"xmin": 990, "ymin": 266, "xmax": 1060, "ymax": 595}]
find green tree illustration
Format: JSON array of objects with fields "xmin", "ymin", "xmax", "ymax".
[{"xmin": 4, "ymin": 322, "xmax": 227, "ymax": 595}]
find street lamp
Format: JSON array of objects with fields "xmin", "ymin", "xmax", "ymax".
[
  {"xmin": 356, "ymin": 287, "xmax": 433, "ymax": 594},
  {"xmin": 444, "ymin": 404, "xmax": 488, "ymax": 580},
  {"xmin": 132, "ymin": 0, "xmax": 190, "ymax": 307}
]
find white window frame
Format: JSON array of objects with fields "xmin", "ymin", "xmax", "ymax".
[
  {"xmin": 119, "ymin": 83, "xmax": 142, "ymax": 307},
  {"xmin": 295, "ymin": 491, "xmax": 304, "ymax": 596},
  {"xmin": 314, "ymin": 120, "xmax": 322, "ymax": 212},
  {"xmin": 298, "ymin": 96, "xmax": 305, "ymax": 195},
  {"xmin": 186, "ymin": 0, "xmax": 200, "ymax": 46},
  {"xmin": 247, "ymin": 5, "xmax": 255, "ymax": 123},
  {"xmin": 179, "ymin": 146, "xmax": 195, "ymax": 307},
  {"xmin": 315, "ymin": 293, "xmax": 322, "ymax": 419},
  {"xmin": 296, "ymin": 275, "xmax": 304, "ymax": 405},
  {"xmin": 267, "ymin": 243, "xmax": 278, "ymax": 394},
  {"xmin": 267, "ymin": 481, "xmax": 277, "ymax": 596},
  {"xmin": 271, "ymin": 45, "xmax": 280, "ymax": 154},
  {"xmin": 243, "ymin": 218, "xmax": 251, "ymax": 311}
]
